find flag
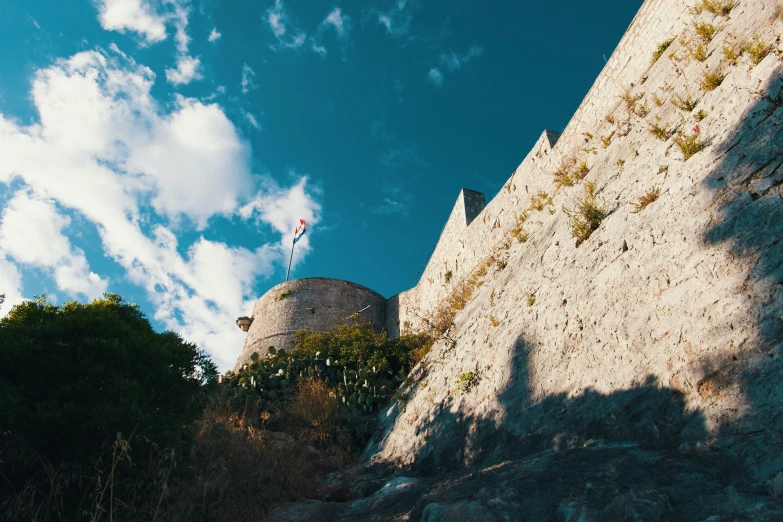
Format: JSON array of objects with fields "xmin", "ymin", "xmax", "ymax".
[{"xmin": 293, "ymin": 219, "xmax": 307, "ymax": 243}]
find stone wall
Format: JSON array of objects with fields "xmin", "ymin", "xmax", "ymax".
[
  {"xmin": 234, "ymin": 278, "xmax": 386, "ymax": 370},
  {"xmin": 368, "ymin": 0, "xmax": 783, "ymax": 483}
]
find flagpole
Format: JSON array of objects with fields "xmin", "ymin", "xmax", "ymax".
[{"xmin": 285, "ymin": 239, "xmax": 295, "ymax": 282}]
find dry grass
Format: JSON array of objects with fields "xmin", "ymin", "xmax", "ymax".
[
  {"xmin": 676, "ymin": 131, "xmax": 706, "ymax": 160},
  {"xmin": 694, "ymin": 22, "xmax": 718, "ymax": 42},
  {"xmin": 743, "ymin": 35, "xmax": 772, "ymax": 66},
  {"xmin": 0, "ymin": 390, "xmax": 355, "ymax": 522},
  {"xmin": 553, "ymin": 157, "xmax": 577, "ymax": 188},
  {"xmin": 650, "ymin": 123, "xmax": 669, "ymax": 141},
  {"xmin": 605, "ymin": 114, "xmax": 615, "ymax": 124},
  {"xmin": 672, "ymin": 94, "xmax": 698, "ymax": 112},
  {"xmin": 631, "ymin": 187, "xmax": 661, "ymax": 213},
  {"xmin": 601, "ymin": 131, "xmax": 615, "ymax": 149},
  {"xmin": 723, "ymin": 42, "xmax": 739, "ymax": 64},
  {"xmin": 653, "ymin": 92, "xmax": 664, "ymax": 106},
  {"xmin": 694, "ymin": 109, "xmax": 707, "ymax": 122},
  {"xmin": 620, "ymin": 91, "xmax": 644, "ymax": 112},
  {"xmin": 701, "ymin": 71, "xmax": 725, "ymax": 91},
  {"xmin": 693, "ymin": 0, "xmax": 736, "ymax": 16},
  {"xmin": 689, "ymin": 41, "xmax": 708, "ymax": 62},
  {"xmin": 652, "ymin": 39, "xmax": 674, "ymax": 64},
  {"xmin": 529, "ymin": 191, "xmax": 553, "ymax": 211},
  {"xmin": 563, "ymin": 181, "xmax": 607, "ymax": 246}
]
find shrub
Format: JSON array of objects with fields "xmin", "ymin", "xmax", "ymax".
[
  {"xmin": 526, "ymin": 294, "xmax": 536, "ymax": 307},
  {"xmin": 694, "ymin": 109, "xmax": 707, "ymax": 121},
  {"xmin": 444, "ymin": 270, "xmax": 453, "ymax": 283},
  {"xmin": 605, "ymin": 114, "xmax": 615, "ymax": 124},
  {"xmin": 653, "ymin": 93, "xmax": 664, "ymax": 106},
  {"xmin": 631, "ymin": 187, "xmax": 661, "ymax": 213},
  {"xmin": 652, "ymin": 39, "xmax": 674, "ymax": 64},
  {"xmin": 723, "ymin": 42, "xmax": 739, "ymax": 64},
  {"xmin": 694, "ymin": 22, "xmax": 717, "ymax": 42},
  {"xmin": 0, "ymin": 294, "xmax": 216, "ymax": 520},
  {"xmin": 529, "ymin": 191, "xmax": 554, "ymax": 211},
  {"xmin": 489, "ymin": 315, "xmax": 499, "ymax": 327},
  {"xmin": 694, "ymin": 0, "xmax": 736, "ymax": 16},
  {"xmin": 563, "ymin": 181, "xmax": 607, "ymax": 246},
  {"xmin": 553, "ymin": 157, "xmax": 578, "ymax": 188},
  {"xmin": 672, "ymin": 94, "xmax": 698, "ymax": 112},
  {"xmin": 455, "ymin": 372, "xmax": 478, "ymax": 394},
  {"xmin": 743, "ymin": 35, "xmax": 771, "ymax": 66},
  {"xmin": 601, "ymin": 131, "xmax": 615, "ymax": 148},
  {"xmin": 278, "ymin": 288, "xmax": 291, "ymax": 300},
  {"xmin": 620, "ymin": 91, "xmax": 644, "ymax": 112},
  {"xmin": 650, "ymin": 123, "xmax": 669, "ymax": 140},
  {"xmin": 689, "ymin": 42, "xmax": 708, "ymax": 62},
  {"xmin": 676, "ymin": 127, "xmax": 706, "ymax": 160},
  {"xmin": 701, "ymin": 71, "xmax": 725, "ymax": 91}
]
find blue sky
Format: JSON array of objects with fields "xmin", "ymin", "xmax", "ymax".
[{"xmin": 0, "ymin": 0, "xmax": 642, "ymax": 369}]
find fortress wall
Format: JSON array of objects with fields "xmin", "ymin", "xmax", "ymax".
[
  {"xmin": 235, "ymin": 278, "xmax": 386, "ymax": 370},
  {"xmin": 547, "ymin": 0, "xmax": 687, "ymax": 169},
  {"xmin": 395, "ymin": 130, "xmax": 560, "ymax": 329},
  {"xmin": 391, "ymin": 0, "xmax": 688, "ymax": 330}
]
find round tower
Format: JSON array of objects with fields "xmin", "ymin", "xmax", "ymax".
[{"xmin": 234, "ymin": 277, "xmax": 387, "ymax": 371}]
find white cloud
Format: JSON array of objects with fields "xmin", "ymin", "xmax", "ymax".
[
  {"xmin": 0, "ymin": 190, "xmax": 108, "ymax": 299},
  {"xmin": 241, "ymin": 63, "xmax": 257, "ymax": 95},
  {"xmin": 166, "ymin": 55, "xmax": 203, "ymax": 85},
  {"xmin": 322, "ymin": 8, "xmax": 350, "ymax": 39},
  {"xmin": 266, "ymin": 0, "xmax": 308, "ymax": 50},
  {"xmin": 208, "ymin": 27, "xmax": 222, "ymax": 43},
  {"xmin": 0, "ymin": 49, "xmax": 321, "ymax": 370},
  {"xmin": 96, "ymin": 0, "xmax": 168, "ymax": 45},
  {"xmin": 429, "ymin": 45, "xmax": 483, "ymax": 86},
  {"xmin": 427, "ymin": 67, "xmax": 443, "ymax": 86},
  {"xmin": 0, "ymin": 256, "xmax": 24, "ymax": 316},
  {"xmin": 243, "ymin": 111, "xmax": 261, "ymax": 130},
  {"xmin": 439, "ymin": 44, "xmax": 483, "ymax": 71},
  {"xmin": 376, "ymin": 0, "xmax": 412, "ymax": 39}
]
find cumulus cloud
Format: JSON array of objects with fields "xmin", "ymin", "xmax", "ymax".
[
  {"xmin": 208, "ymin": 27, "xmax": 221, "ymax": 43},
  {"xmin": 165, "ymin": 55, "xmax": 203, "ymax": 85},
  {"xmin": 0, "ymin": 191, "xmax": 108, "ymax": 299},
  {"xmin": 96, "ymin": 0, "xmax": 168, "ymax": 44},
  {"xmin": 241, "ymin": 63, "xmax": 257, "ymax": 95},
  {"xmin": 96, "ymin": 0, "xmax": 203, "ymax": 87},
  {"xmin": 0, "ymin": 49, "xmax": 321, "ymax": 370},
  {"xmin": 0, "ymin": 256, "xmax": 24, "ymax": 316},
  {"xmin": 427, "ymin": 67, "xmax": 443, "ymax": 86}
]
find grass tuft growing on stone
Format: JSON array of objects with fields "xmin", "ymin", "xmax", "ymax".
[
  {"xmin": 694, "ymin": 22, "xmax": 718, "ymax": 43},
  {"xmin": 676, "ymin": 129, "xmax": 706, "ymax": 161},
  {"xmin": 701, "ymin": 71, "xmax": 725, "ymax": 91},
  {"xmin": 631, "ymin": 187, "xmax": 661, "ymax": 213},
  {"xmin": 563, "ymin": 181, "xmax": 607, "ymax": 246},
  {"xmin": 649, "ymin": 123, "xmax": 669, "ymax": 141},
  {"xmin": 743, "ymin": 35, "xmax": 771, "ymax": 66},
  {"xmin": 652, "ymin": 39, "xmax": 674, "ymax": 64},
  {"xmin": 672, "ymin": 94, "xmax": 698, "ymax": 112},
  {"xmin": 694, "ymin": 0, "xmax": 736, "ymax": 16}
]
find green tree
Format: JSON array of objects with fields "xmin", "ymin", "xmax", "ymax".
[{"xmin": 0, "ymin": 294, "xmax": 216, "ymax": 506}]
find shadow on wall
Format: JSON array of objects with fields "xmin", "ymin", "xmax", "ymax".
[
  {"xmin": 374, "ymin": 65, "xmax": 783, "ymax": 483},
  {"xmin": 699, "ymin": 62, "xmax": 783, "ymax": 479}
]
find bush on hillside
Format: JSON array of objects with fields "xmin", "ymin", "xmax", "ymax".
[{"xmin": 0, "ymin": 294, "xmax": 216, "ymax": 520}]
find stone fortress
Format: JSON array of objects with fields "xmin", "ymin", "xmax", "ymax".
[{"xmin": 239, "ymin": 1, "xmax": 783, "ymax": 515}]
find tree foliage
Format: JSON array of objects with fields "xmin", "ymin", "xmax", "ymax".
[{"xmin": 0, "ymin": 294, "xmax": 217, "ymax": 495}]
